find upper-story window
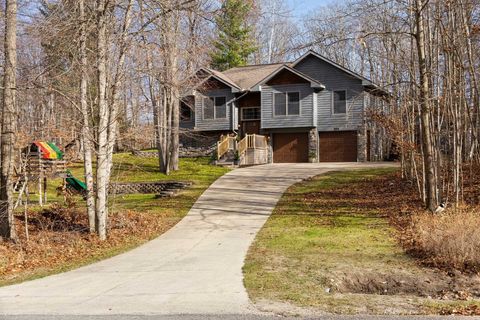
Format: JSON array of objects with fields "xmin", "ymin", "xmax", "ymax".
[
  {"xmin": 203, "ymin": 96, "xmax": 227, "ymax": 120},
  {"xmin": 274, "ymin": 92, "xmax": 300, "ymax": 116},
  {"xmin": 241, "ymin": 107, "xmax": 260, "ymax": 121},
  {"xmin": 333, "ymin": 90, "xmax": 347, "ymax": 114}
]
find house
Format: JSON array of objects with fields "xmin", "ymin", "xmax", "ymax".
[{"xmin": 180, "ymin": 50, "xmax": 387, "ymax": 163}]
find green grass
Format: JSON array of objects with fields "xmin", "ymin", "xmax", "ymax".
[
  {"xmin": 2, "ymin": 155, "xmax": 229, "ymax": 286},
  {"xmin": 28, "ymin": 154, "xmax": 227, "ymax": 214},
  {"xmin": 243, "ymin": 168, "xmax": 444, "ymax": 315}
]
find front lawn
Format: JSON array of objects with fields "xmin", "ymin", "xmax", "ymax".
[
  {"xmin": 243, "ymin": 169, "xmax": 480, "ymax": 315},
  {"xmin": 0, "ymin": 155, "xmax": 228, "ymax": 287}
]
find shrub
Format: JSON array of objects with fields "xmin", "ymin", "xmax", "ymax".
[{"xmin": 410, "ymin": 208, "xmax": 480, "ymax": 272}]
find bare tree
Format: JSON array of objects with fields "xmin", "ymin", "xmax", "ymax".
[
  {"xmin": 0, "ymin": 0, "xmax": 18, "ymax": 241},
  {"xmin": 79, "ymin": 0, "xmax": 96, "ymax": 232},
  {"xmin": 94, "ymin": 0, "xmax": 110, "ymax": 240},
  {"xmin": 414, "ymin": 0, "xmax": 437, "ymax": 211}
]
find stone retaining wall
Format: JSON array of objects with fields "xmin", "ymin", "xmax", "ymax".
[
  {"xmin": 109, "ymin": 181, "xmax": 191, "ymax": 195},
  {"xmin": 132, "ymin": 146, "xmax": 214, "ymax": 159}
]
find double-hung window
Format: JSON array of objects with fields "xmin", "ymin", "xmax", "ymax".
[
  {"xmin": 333, "ymin": 90, "xmax": 347, "ymax": 114},
  {"xmin": 203, "ymin": 96, "xmax": 227, "ymax": 120},
  {"xmin": 274, "ymin": 92, "xmax": 300, "ymax": 116}
]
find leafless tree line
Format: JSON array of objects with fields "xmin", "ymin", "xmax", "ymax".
[
  {"xmin": 304, "ymin": 0, "xmax": 480, "ymax": 210},
  {"xmin": 2, "ymin": 0, "xmax": 475, "ymax": 242},
  {"xmin": 0, "ymin": 0, "xmax": 216, "ymax": 241}
]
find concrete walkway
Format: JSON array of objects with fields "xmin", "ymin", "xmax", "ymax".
[{"xmin": 0, "ymin": 163, "xmax": 397, "ymax": 316}]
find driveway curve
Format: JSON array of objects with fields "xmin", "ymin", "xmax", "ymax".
[{"xmin": 0, "ymin": 163, "xmax": 397, "ymax": 316}]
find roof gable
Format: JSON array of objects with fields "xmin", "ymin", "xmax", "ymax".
[
  {"xmin": 292, "ymin": 50, "xmax": 388, "ymax": 96},
  {"xmin": 251, "ymin": 65, "xmax": 325, "ymax": 91},
  {"xmin": 193, "ymin": 68, "xmax": 241, "ymax": 92},
  {"xmin": 222, "ymin": 63, "xmax": 284, "ymax": 91},
  {"xmin": 292, "ymin": 51, "xmax": 372, "ymax": 84}
]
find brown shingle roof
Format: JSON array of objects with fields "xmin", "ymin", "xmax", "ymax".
[
  {"xmin": 222, "ymin": 63, "xmax": 286, "ymax": 90},
  {"xmin": 203, "ymin": 67, "xmax": 240, "ymax": 89}
]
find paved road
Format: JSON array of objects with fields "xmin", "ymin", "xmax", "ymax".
[
  {"xmin": 0, "ymin": 315, "xmax": 470, "ymax": 320},
  {"xmin": 0, "ymin": 163, "xmax": 397, "ymax": 317}
]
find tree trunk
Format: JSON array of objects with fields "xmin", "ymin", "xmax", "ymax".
[
  {"xmin": 79, "ymin": 0, "xmax": 96, "ymax": 232},
  {"xmin": 415, "ymin": 0, "xmax": 437, "ymax": 211},
  {"xmin": 0, "ymin": 0, "xmax": 17, "ymax": 241},
  {"xmin": 95, "ymin": 0, "xmax": 109, "ymax": 240},
  {"xmin": 105, "ymin": 0, "xmax": 133, "ymax": 181}
]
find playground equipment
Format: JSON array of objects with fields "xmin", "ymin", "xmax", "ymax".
[
  {"xmin": 65, "ymin": 170, "xmax": 88, "ymax": 194},
  {"xmin": 14, "ymin": 141, "xmax": 69, "ymax": 206}
]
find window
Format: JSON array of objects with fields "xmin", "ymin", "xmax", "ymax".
[
  {"xmin": 274, "ymin": 93, "xmax": 287, "ymax": 116},
  {"xmin": 180, "ymin": 102, "xmax": 192, "ymax": 121},
  {"xmin": 241, "ymin": 107, "xmax": 260, "ymax": 121},
  {"xmin": 333, "ymin": 90, "xmax": 347, "ymax": 114},
  {"xmin": 274, "ymin": 92, "xmax": 300, "ymax": 116},
  {"xmin": 203, "ymin": 97, "xmax": 214, "ymax": 119},
  {"xmin": 203, "ymin": 96, "xmax": 227, "ymax": 120},
  {"xmin": 215, "ymin": 97, "xmax": 227, "ymax": 119},
  {"xmin": 288, "ymin": 92, "xmax": 300, "ymax": 115}
]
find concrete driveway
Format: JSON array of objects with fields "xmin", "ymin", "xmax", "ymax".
[{"xmin": 0, "ymin": 163, "xmax": 397, "ymax": 316}]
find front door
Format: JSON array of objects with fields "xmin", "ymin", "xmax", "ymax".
[
  {"xmin": 240, "ymin": 107, "xmax": 261, "ymax": 136},
  {"xmin": 242, "ymin": 120, "xmax": 260, "ymax": 135}
]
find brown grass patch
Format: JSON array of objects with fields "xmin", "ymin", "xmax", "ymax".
[
  {"xmin": 0, "ymin": 203, "xmax": 175, "ymax": 285},
  {"xmin": 407, "ymin": 208, "xmax": 480, "ymax": 273}
]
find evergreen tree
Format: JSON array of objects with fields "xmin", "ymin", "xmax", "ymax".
[{"xmin": 210, "ymin": 0, "xmax": 257, "ymax": 71}]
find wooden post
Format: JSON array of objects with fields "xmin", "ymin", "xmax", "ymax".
[
  {"xmin": 38, "ymin": 176, "xmax": 43, "ymax": 207},
  {"xmin": 24, "ymin": 183, "xmax": 29, "ymax": 241},
  {"xmin": 62, "ymin": 177, "xmax": 67, "ymax": 203},
  {"xmin": 37, "ymin": 153, "xmax": 43, "ymax": 206},
  {"xmin": 43, "ymin": 177, "xmax": 47, "ymax": 204}
]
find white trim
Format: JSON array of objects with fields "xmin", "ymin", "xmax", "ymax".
[{"xmin": 273, "ymin": 91, "xmax": 301, "ymax": 117}]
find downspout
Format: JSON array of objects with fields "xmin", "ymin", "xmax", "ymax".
[{"xmin": 230, "ymin": 90, "xmax": 250, "ymax": 135}]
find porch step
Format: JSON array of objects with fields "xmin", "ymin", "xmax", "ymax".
[{"xmin": 215, "ymin": 160, "xmax": 237, "ymax": 168}]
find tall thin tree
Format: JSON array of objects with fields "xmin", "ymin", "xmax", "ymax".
[{"xmin": 0, "ymin": 0, "xmax": 18, "ymax": 241}]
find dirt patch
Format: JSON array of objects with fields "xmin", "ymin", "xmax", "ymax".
[
  {"xmin": 0, "ymin": 203, "xmax": 176, "ymax": 285},
  {"xmin": 338, "ymin": 270, "xmax": 480, "ymax": 299}
]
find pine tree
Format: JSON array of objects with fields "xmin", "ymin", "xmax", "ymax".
[{"xmin": 210, "ymin": 0, "xmax": 257, "ymax": 71}]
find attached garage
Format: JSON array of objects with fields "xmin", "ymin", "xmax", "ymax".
[
  {"xmin": 319, "ymin": 131, "xmax": 358, "ymax": 162},
  {"xmin": 273, "ymin": 132, "xmax": 309, "ymax": 163}
]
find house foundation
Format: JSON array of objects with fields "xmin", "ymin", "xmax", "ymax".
[
  {"xmin": 357, "ymin": 127, "xmax": 367, "ymax": 162},
  {"xmin": 308, "ymin": 129, "xmax": 319, "ymax": 163}
]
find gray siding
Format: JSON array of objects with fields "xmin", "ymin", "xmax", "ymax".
[
  {"xmin": 261, "ymin": 84, "xmax": 315, "ymax": 129},
  {"xmin": 180, "ymin": 120, "xmax": 195, "ymax": 130},
  {"xmin": 294, "ymin": 55, "xmax": 365, "ymax": 131},
  {"xmin": 180, "ymin": 106, "xmax": 195, "ymax": 130},
  {"xmin": 194, "ymin": 89, "xmax": 234, "ymax": 131}
]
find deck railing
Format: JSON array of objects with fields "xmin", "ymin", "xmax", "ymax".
[
  {"xmin": 217, "ymin": 134, "xmax": 269, "ymax": 163},
  {"xmin": 238, "ymin": 134, "xmax": 268, "ymax": 156},
  {"xmin": 217, "ymin": 135, "xmax": 236, "ymax": 160}
]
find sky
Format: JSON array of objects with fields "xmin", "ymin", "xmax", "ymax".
[{"xmin": 286, "ymin": 0, "xmax": 340, "ymax": 18}]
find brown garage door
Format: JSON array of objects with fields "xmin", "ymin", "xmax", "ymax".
[
  {"xmin": 273, "ymin": 133, "xmax": 309, "ymax": 163},
  {"xmin": 319, "ymin": 131, "xmax": 358, "ymax": 162}
]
